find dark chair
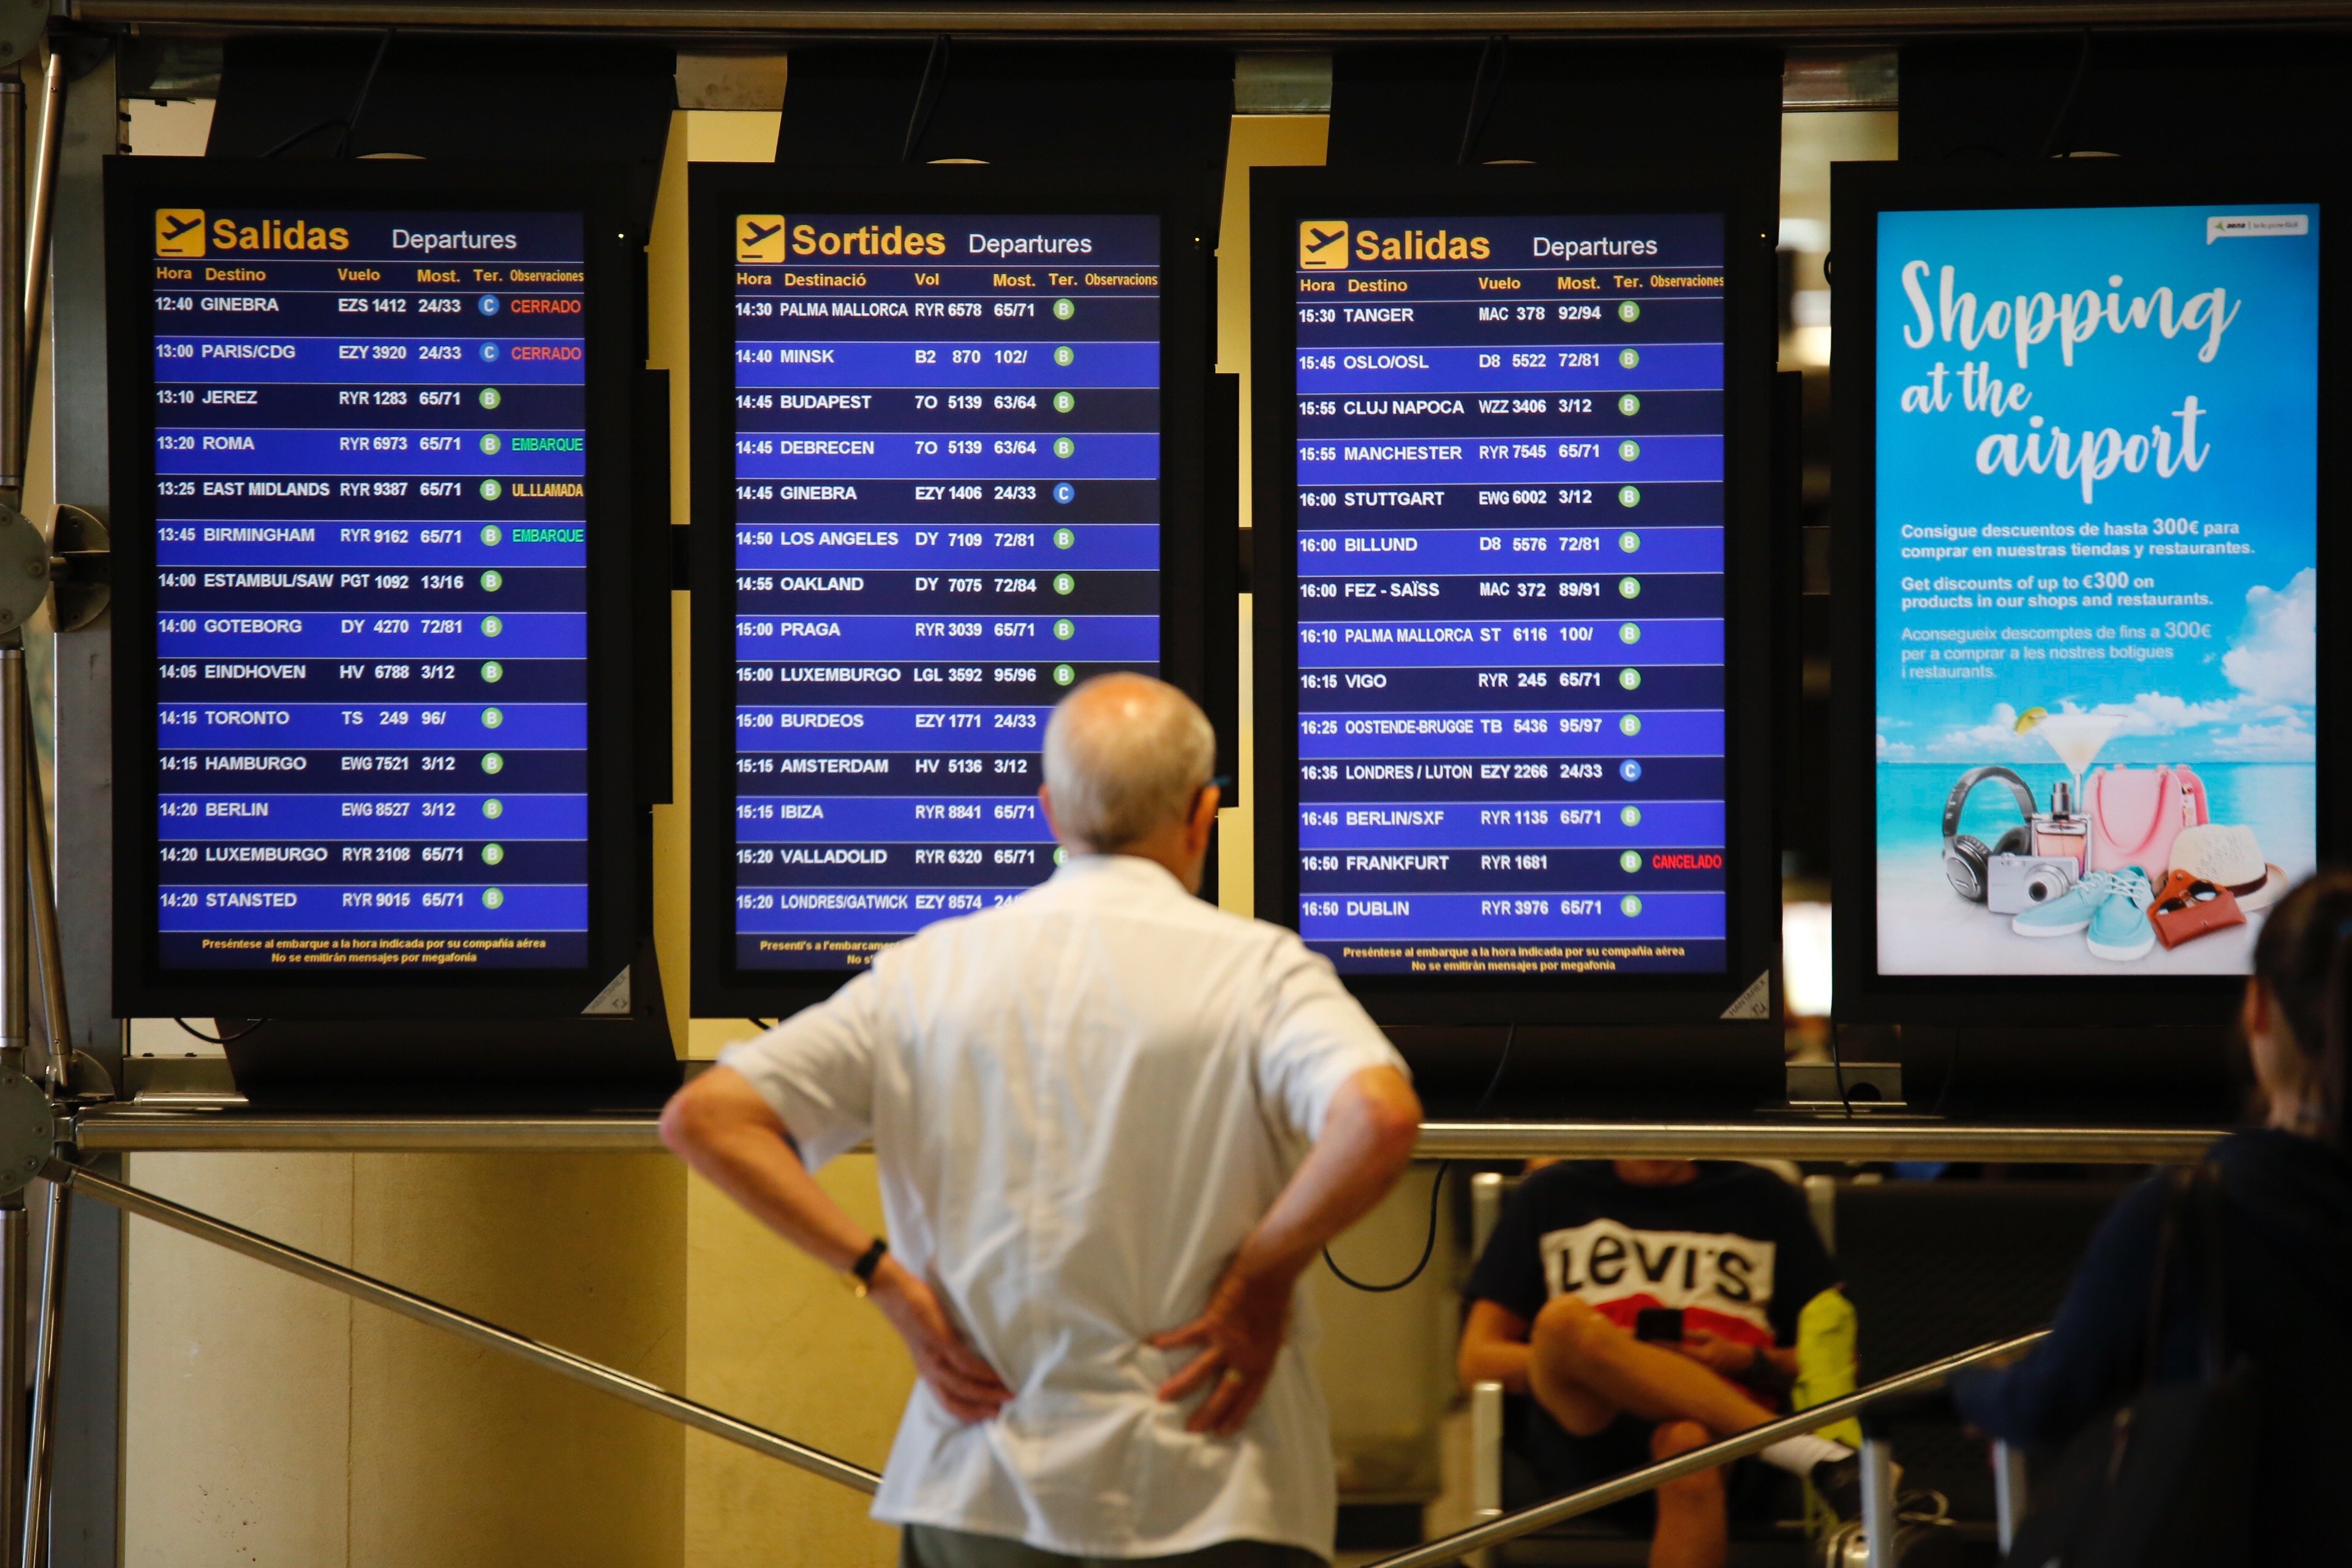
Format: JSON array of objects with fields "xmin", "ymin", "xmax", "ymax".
[
  {"xmin": 1490, "ymin": 1419, "xmax": 1812, "ymax": 1567},
  {"xmin": 1833, "ymin": 1178, "xmax": 2131, "ymax": 1541}
]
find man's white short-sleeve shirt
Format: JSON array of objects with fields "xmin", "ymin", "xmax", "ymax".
[{"xmin": 719, "ymin": 853, "xmax": 1406, "ymax": 1561}]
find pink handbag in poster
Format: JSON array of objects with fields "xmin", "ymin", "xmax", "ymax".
[{"xmin": 2086, "ymin": 764, "xmax": 2209, "ymax": 875}]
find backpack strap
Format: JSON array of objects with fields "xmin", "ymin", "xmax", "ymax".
[
  {"xmin": 2193, "ymin": 1160, "xmax": 2232, "ymax": 1382},
  {"xmin": 2138, "ymin": 1169, "xmax": 2190, "ymax": 1395},
  {"xmin": 2141, "ymin": 1162, "xmax": 2233, "ymax": 1391}
]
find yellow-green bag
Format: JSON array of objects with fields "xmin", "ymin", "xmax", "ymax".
[
  {"xmin": 1792, "ymin": 1284, "xmax": 1861, "ymax": 1446},
  {"xmin": 1793, "ymin": 1286, "xmax": 1861, "ymax": 1536}
]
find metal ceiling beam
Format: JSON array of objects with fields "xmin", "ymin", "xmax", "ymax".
[{"xmin": 68, "ymin": 0, "xmax": 2352, "ymax": 38}]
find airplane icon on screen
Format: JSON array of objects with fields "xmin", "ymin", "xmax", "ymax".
[
  {"xmin": 154, "ymin": 208, "xmax": 205, "ymax": 257},
  {"xmin": 737, "ymin": 214, "xmax": 787, "ymax": 263},
  {"xmin": 1298, "ymin": 221, "xmax": 1349, "ymax": 270}
]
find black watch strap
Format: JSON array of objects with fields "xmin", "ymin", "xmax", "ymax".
[{"xmin": 851, "ymin": 1237, "xmax": 889, "ymax": 1287}]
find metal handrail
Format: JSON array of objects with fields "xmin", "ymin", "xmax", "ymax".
[
  {"xmin": 1363, "ymin": 1328, "xmax": 2047, "ymax": 1568},
  {"xmin": 72, "ymin": 1106, "xmax": 2230, "ymax": 1163},
  {"xmin": 45, "ymin": 1160, "xmax": 883, "ymax": 1496},
  {"xmin": 1413, "ymin": 1120, "xmax": 2222, "ymax": 1164}
]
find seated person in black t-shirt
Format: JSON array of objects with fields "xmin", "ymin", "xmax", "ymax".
[{"xmin": 1458, "ymin": 1159, "xmax": 1856, "ymax": 1568}]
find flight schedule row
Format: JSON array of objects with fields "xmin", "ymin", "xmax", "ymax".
[
  {"xmin": 728, "ymin": 213, "xmax": 1164, "ymax": 970},
  {"xmin": 1292, "ymin": 213, "xmax": 1730, "ymax": 974}
]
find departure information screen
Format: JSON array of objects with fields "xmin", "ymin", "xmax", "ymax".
[
  {"xmin": 149, "ymin": 206, "xmax": 590, "ymax": 971},
  {"xmin": 1291, "ymin": 213, "xmax": 1728, "ymax": 976},
  {"xmin": 729, "ymin": 212, "xmax": 1160, "ymax": 971}
]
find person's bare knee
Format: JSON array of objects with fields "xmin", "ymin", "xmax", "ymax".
[
  {"xmin": 1651, "ymin": 1419, "xmax": 1717, "ymax": 1465},
  {"xmin": 1531, "ymin": 1294, "xmax": 1611, "ymax": 1360},
  {"xmin": 1527, "ymin": 1297, "xmax": 1620, "ymax": 1437},
  {"xmin": 1650, "ymin": 1420, "xmax": 1725, "ymax": 1510}
]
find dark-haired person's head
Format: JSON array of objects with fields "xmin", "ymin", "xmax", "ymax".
[{"xmin": 2245, "ymin": 869, "xmax": 2352, "ymax": 1148}]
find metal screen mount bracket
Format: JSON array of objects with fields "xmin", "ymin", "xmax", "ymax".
[
  {"xmin": 64, "ymin": 1049, "xmax": 113, "ymax": 1102},
  {"xmin": 47, "ymin": 502, "xmax": 107, "ymax": 633},
  {"xmin": 0, "ymin": 1066, "xmax": 55, "ymax": 1195},
  {"xmin": 0, "ymin": 501, "xmax": 44, "ymax": 635},
  {"xmin": 581, "ymin": 964, "xmax": 631, "ymax": 1016},
  {"xmin": 1719, "ymin": 970, "xmax": 1770, "ymax": 1020},
  {"xmin": 1787, "ymin": 1061, "xmax": 1905, "ymax": 1109},
  {"xmin": 0, "ymin": 1, "xmax": 39, "ymax": 70}
]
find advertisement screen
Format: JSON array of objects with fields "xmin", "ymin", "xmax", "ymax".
[
  {"xmin": 728, "ymin": 212, "xmax": 1162, "ymax": 973},
  {"xmin": 1874, "ymin": 202, "xmax": 2319, "ymax": 976},
  {"xmin": 148, "ymin": 205, "xmax": 593, "ymax": 972},
  {"xmin": 1290, "ymin": 213, "xmax": 1730, "ymax": 977}
]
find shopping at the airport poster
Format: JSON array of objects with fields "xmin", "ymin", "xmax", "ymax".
[{"xmin": 1874, "ymin": 203, "xmax": 2318, "ymax": 975}]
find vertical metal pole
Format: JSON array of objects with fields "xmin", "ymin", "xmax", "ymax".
[
  {"xmin": 48, "ymin": 48, "xmax": 122, "ymax": 1568},
  {"xmin": 19, "ymin": 1177, "xmax": 64, "ymax": 1568},
  {"xmin": 21, "ymin": 701, "xmax": 61, "ymax": 1095},
  {"xmin": 0, "ymin": 1204, "xmax": 23, "ymax": 1568},
  {"xmin": 0, "ymin": 649, "xmax": 22, "ymax": 1568},
  {"xmin": 1468, "ymin": 1380, "xmax": 1504, "ymax": 1568},
  {"xmin": 0, "ymin": 72, "xmax": 21, "ymax": 505},
  {"xmin": 19, "ymin": 48, "xmax": 61, "ymax": 428},
  {"xmin": 1, "ymin": 650, "xmax": 25, "ymax": 1068},
  {"xmin": 1992, "ymin": 1439, "xmax": 2028, "ymax": 1556},
  {"xmin": 1858, "ymin": 1433, "xmax": 1898, "ymax": 1568},
  {"xmin": 1469, "ymin": 1169, "xmax": 1504, "ymax": 1258}
]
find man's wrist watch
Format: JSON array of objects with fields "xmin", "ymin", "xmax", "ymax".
[{"xmin": 846, "ymin": 1237, "xmax": 889, "ymax": 1298}]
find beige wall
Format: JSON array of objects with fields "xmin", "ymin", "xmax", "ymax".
[
  {"xmin": 124, "ymin": 1152, "xmax": 687, "ymax": 1568},
  {"xmin": 685, "ymin": 1153, "xmax": 907, "ymax": 1568}
]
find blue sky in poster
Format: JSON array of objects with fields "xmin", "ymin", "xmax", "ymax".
[{"xmin": 1874, "ymin": 202, "xmax": 2318, "ymax": 775}]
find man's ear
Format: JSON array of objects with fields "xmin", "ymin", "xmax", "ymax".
[{"xmin": 1190, "ymin": 782, "xmax": 1221, "ymax": 845}]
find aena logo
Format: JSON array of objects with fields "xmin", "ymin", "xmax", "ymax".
[
  {"xmin": 1298, "ymin": 221, "xmax": 1349, "ymax": 271},
  {"xmin": 737, "ymin": 214, "xmax": 787, "ymax": 264},
  {"xmin": 155, "ymin": 208, "xmax": 205, "ymax": 258}
]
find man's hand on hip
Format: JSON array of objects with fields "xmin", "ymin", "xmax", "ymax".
[
  {"xmin": 1150, "ymin": 1066, "xmax": 1420, "ymax": 1440},
  {"xmin": 1151, "ymin": 1257, "xmax": 1296, "ymax": 1438},
  {"xmin": 870, "ymin": 1257, "xmax": 1012, "ymax": 1424}
]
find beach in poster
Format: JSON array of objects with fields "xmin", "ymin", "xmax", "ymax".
[{"xmin": 1874, "ymin": 202, "xmax": 2319, "ymax": 976}]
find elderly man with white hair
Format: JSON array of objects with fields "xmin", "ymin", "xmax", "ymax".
[{"xmin": 663, "ymin": 673, "xmax": 1420, "ymax": 1568}]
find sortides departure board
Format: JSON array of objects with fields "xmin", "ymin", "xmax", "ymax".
[
  {"xmin": 107, "ymin": 161, "xmax": 646, "ymax": 1020},
  {"xmin": 1253, "ymin": 172, "xmax": 1778, "ymax": 1026},
  {"xmin": 690, "ymin": 169, "xmax": 1212, "ymax": 1018}
]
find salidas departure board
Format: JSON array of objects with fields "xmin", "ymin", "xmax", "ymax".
[
  {"xmin": 109, "ymin": 162, "xmax": 643, "ymax": 1019},
  {"xmin": 1256, "ymin": 173, "xmax": 1780, "ymax": 1025},
  {"xmin": 718, "ymin": 200, "xmax": 1164, "ymax": 976},
  {"xmin": 1291, "ymin": 212, "xmax": 1730, "ymax": 975}
]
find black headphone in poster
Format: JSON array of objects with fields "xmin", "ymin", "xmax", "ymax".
[{"xmin": 1942, "ymin": 766, "xmax": 2038, "ymax": 902}]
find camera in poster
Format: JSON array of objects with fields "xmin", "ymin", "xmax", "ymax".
[{"xmin": 1874, "ymin": 202, "xmax": 2318, "ymax": 976}]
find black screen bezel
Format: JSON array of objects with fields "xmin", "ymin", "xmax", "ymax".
[
  {"xmin": 687, "ymin": 165, "xmax": 1215, "ymax": 1021},
  {"xmin": 1828, "ymin": 160, "xmax": 2345, "ymax": 1029},
  {"xmin": 1250, "ymin": 167, "xmax": 1782, "ymax": 1027},
  {"xmin": 106, "ymin": 157, "xmax": 646, "ymax": 1021}
]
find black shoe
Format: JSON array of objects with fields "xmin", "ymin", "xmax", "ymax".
[{"xmin": 1809, "ymin": 1453, "xmax": 1901, "ymax": 1523}]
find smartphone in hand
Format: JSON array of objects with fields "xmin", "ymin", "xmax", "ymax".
[{"xmin": 1634, "ymin": 1307, "xmax": 1684, "ymax": 1343}]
